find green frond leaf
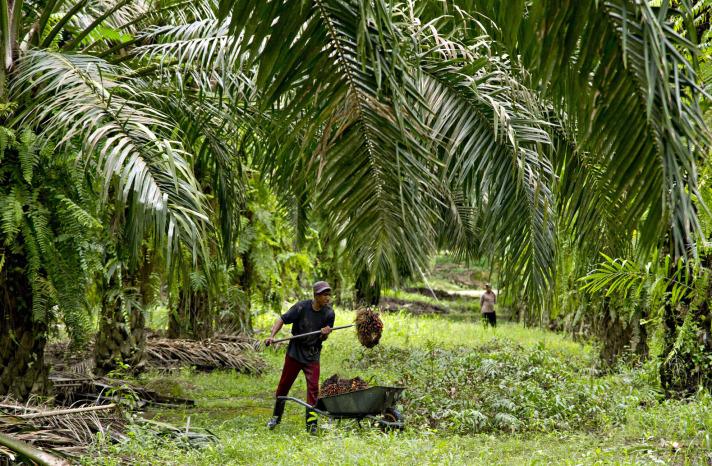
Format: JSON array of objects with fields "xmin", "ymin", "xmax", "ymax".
[
  {"xmin": 472, "ymin": 0, "xmax": 710, "ymax": 256},
  {"xmin": 11, "ymin": 51, "xmax": 210, "ymax": 262}
]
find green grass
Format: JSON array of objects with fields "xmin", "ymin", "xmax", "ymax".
[{"xmin": 82, "ymin": 310, "xmax": 712, "ymax": 465}]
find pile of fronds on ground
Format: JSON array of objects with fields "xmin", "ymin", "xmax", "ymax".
[
  {"xmin": 0, "ymin": 398, "xmax": 219, "ymax": 464},
  {"xmin": 320, "ymin": 374, "xmax": 369, "ymax": 397},
  {"xmin": 145, "ymin": 336, "xmax": 266, "ymax": 373},
  {"xmin": 0, "ymin": 398, "xmax": 126, "ymax": 462},
  {"xmin": 354, "ymin": 308, "xmax": 383, "ymax": 348},
  {"xmin": 44, "ymin": 342, "xmax": 95, "ymax": 376},
  {"xmin": 45, "ymin": 334, "xmax": 266, "ymax": 375},
  {"xmin": 212, "ymin": 334, "xmax": 262, "ymax": 350},
  {"xmin": 379, "ymin": 297, "xmax": 448, "ymax": 315},
  {"xmin": 50, "ymin": 372, "xmax": 195, "ymax": 408}
]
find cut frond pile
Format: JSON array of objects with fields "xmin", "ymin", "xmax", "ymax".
[
  {"xmin": 211, "ymin": 334, "xmax": 262, "ymax": 351},
  {"xmin": 355, "ymin": 308, "xmax": 384, "ymax": 348},
  {"xmin": 379, "ymin": 297, "xmax": 447, "ymax": 315},
  {"xmin": 45, "ymin": 334, "xmax": 265, "ymax": 377},
  {"xmin": 145, "ymin": 337, "xmax": 266, "ymax": 373},
  {"xmin": 319, "ymin": 374, "xmax": 369, "ymax": 398},
  {"xmin": 0, "ymin": 398, "xmax": 126, "ymax": 460},
  {"xmin": 0, "ymin": 398, "xmax": 216, "ymax": 462},
  {"xmin": 44, "ymin": 342, "xmax": 95, "ymax": 376},
  {"xmin": 50, "ymin": 372, "xmax": 195, "ymax": 408}
]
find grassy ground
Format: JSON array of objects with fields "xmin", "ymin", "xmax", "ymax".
[{"xmin": 82, "ymin": 310, "xmax": 712, "ymax": 465}]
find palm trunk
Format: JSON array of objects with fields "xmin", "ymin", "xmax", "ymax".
[
  {"xmin": 95, "ymin": 287, "xmax": 146, "ymax": 376},
  {"xmin": 168, "ymin": 288, "xmax": 212, "ymax": 339},
  {"xmin": 94, "ymin": 256, "xmax": 151, "ymax": 376},
  {"xmin": 0, "ymin": 251, "xmax": 50, "ymax": 400},
  {"xmin": 238, "ymin": 248, "xmax": 253, "ymax": 331},
  {"xmin": 596, "ymin": 297, "xmax": 648, "ymax": 369},
  {"xmin": 660, "ymin": 259, "xmax": 712, "ymax": 396}
]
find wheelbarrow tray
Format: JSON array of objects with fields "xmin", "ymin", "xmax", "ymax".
[{"xmin": 316, "ymin": 386, "xmax": 404, "ymax": 415}]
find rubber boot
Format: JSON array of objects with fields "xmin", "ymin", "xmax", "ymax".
[
  {"xmin": 306, "ymin": 408, "xmax": 318, "ymax": 435},
  {"xmin": 267, "ymin": 398, "xmax": 286, "ymax": 430}
]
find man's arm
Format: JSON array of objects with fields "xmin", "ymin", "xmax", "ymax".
[
  {"xmin": 320, "ymin": 312, "xmax": 335, "ymax": 341},
  {"xmin": 265, "ymin": 317, "xmax": 284, "ymax": 346},
  {"xmin": 265, "ymin": 302, "xmax": 301, "ymax": 346}
]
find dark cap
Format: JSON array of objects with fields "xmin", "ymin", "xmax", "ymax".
[{"xmin": 313, "ymin": 281, "xmax": 332, "ymax": 295}]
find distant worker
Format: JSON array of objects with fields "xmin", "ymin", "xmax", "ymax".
[
  {"xmin": 264, "ymin": 281, "xmax": 335, "ymax": 434},
  {"xmin": 480, "ymin": 283, "xmax": 497, "ymax": 327}
]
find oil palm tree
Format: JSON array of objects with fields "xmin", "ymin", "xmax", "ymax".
[{"xmin": 0, "ymin": 0, "xmax": 209, "ymax": 396}]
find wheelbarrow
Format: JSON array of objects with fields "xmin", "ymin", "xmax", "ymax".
[{"xmin": 278, "ymin": 386, "xmax": 405, "ymax": 431}]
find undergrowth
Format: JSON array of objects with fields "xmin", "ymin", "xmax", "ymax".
[
  {"xmin": 349, "ymin": 339, "xmax": 643, "ymax": 434},
  {"xmin": 82, "ymin": 311, "xmax": 712, "ymax": 465}
]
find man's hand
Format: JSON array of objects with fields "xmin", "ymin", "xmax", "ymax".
[
  {"xmin": 265, "ymin": 317, "xmax": 284, "ymax": 347},
  {"xmin": 321, "ymin": 325, "xmax": 332, "ymax": 335}
]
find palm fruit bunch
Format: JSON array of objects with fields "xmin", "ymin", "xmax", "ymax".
[
  {"xmin": 320, "ymin": 374, "xmax": 369, "ymax": 397},
  {"xmin": 355, "ymin": 307, "xmax": 383, "ymax": 348}
]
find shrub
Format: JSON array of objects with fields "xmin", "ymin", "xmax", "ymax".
[{"xmin": 347, "ymin": 338, "xmax": 658, "ymax": 435}]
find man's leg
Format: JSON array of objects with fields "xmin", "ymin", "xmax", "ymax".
[
  {"xmin": 268, "ymin": 355, "xmax": 302, "ymax": 429},
  {"xmin": 302, "ymin": 360, "xmax": 321, "ymax": 433},
  {"xmin": 486, "ymin": 312, "xmax": 496, "ymax": 327}
]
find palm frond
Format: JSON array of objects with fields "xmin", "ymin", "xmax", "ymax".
[
  {"xmin": 218, "ymin": 0, "xmax": 444, "ymax": 284},
  {"xmin": 471, "ymin": 0, "xmax": 710, "ymax": 256},
  {"xmin": 10, "ymin": 51, "xmax": 209, "ymax": 262},
  {"xmin": 148, "ymin": 93, "xmax": 250, "ymax": 261},
  {"xmin": 408, "ymin": 18, "xmax": 556, "ymax": 305}
]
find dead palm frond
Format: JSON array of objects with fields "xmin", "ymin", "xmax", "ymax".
[
  {"xmin": 145, "ymin": 337, "xmax": 267, "ymax": 373},
  {"xmin": 0, "ymin": 431, "xmax": 70, "ymax": 466},
  {"xmin": 0, "ymin": 398, "xmax": 126, "ymax": 460}
]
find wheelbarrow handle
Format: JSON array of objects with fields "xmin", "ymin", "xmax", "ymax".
[
  {"xmin": 277, "ymin": 396, "xmax": 326, "ymax": 413},
  {"xmin": 270, "ymin": 324, "xmax": 354, "ymax": 344}
]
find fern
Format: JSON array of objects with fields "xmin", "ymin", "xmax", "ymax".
[
  {"xmin": 40, "ymin": 13, "xmax": 65, "ymax": 51},
  {"xmin": 0, "ymin": 126, "xmax": 102, "ymax": 346},
  {"xmin": 189, "ymin": 270, "xmax": 208, "ymax": 291},
  {"xmin": 18, "ymin": 129, "xmax": 38, "ymax": 184},
  {"xmin": 0, "ymin": 188, "xmax": 25, "ymax": 244},
  {"xmin": 21, "ymin": 221, "xmax": 43, "ymax": 298},
  {"xmin": 0, "ymin": 127, "xmax": 15, "ymax": 163},
  {"xmin": 31, "ymin": 276, "xmax": 57, "ymax": 323},
  {"xmin": 56, "ymin": 195, "xmax": 102, "ymax": 231},
  {"xmin": 29, "ymin": 205, "xmax": 54, "ymax": 259}
]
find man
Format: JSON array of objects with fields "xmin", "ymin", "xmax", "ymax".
[
  {"xmin": 265, "ymin": 281, "xmax": 335, "ymax": 434},
  {"xmin": 480, "ymin": 283, "xmax": 497, "ymax": 328}
]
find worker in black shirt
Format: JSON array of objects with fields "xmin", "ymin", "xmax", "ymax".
[{"xmin": 265, "ymin": 281, "xmax": 335, "ymax": 434}]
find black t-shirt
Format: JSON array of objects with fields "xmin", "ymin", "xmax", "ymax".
[{"xmin": 280, "ymin": 300, "xmax": 335, "ymax": 364}]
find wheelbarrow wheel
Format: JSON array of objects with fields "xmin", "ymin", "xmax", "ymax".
[{"xmin": 379, "ymin": 408, "xmax": 404, "ymax": 432}]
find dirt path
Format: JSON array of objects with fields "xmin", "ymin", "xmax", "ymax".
[{"xmin": 404, "ymin": 287, "xmax": 497, "ymax": 300}]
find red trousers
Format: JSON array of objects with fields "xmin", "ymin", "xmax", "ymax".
[{"xmin": 273, "ymin": 354, "xmax": 320, "ymax": 422}]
